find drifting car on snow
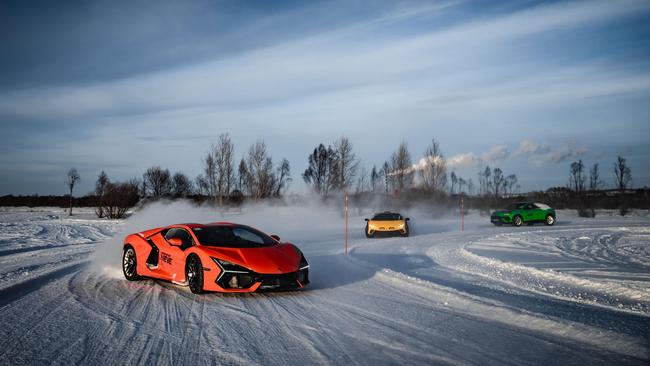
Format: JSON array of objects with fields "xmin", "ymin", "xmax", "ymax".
[
  {"xmin": 364, "ymin": 211, "xmax": 410, "ymax": 238},
  {"xmin": 490, "ymin": 202, "xmax": 556, "ymax": 227},
  {"xmin": 122, "ymin": 222, "xmax": 309, "ymax": 294}
]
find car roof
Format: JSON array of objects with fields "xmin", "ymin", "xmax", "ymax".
[{"xmin": 171, "ymin": 222, "xmax": 237, "ymax": 229}]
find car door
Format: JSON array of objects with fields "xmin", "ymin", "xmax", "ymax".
[
  {"xmin": 523, "ymin": 204, "xmax": 536, "ymax": 222},
  {"xmin": 530, "ymin": 204, "xmax": 546, "ymax": 221},
  {"xmin": 161, "ymin": 228, "xmax": 194, "ymax": 283}
]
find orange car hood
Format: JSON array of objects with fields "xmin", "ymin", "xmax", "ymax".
[{"xmin": 200, "ymin": 243, "xmax": 300, "ymax": 274}]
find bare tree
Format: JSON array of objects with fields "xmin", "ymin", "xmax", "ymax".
[
  {"xmin": 457, "ymin": 177, "xmax": 467, "ymax": 194},
  {"xmin": 390, "ymin": 141, "xmax": 413, "ymax": 191},
  {"xmin": 215, "ymin": 133, "xmax": 235, "ymax": 203},
  {"xmin": 589, "ymin": 163, "xmax": 603, "ymax": 191},
  {"xmin": 202, "ymin": 134, "xmax": 236, "ymax": 204},
  {"xmin": 478, "ymin": 166, "xmax": 492, "ymax": 196},
  {"xmin": 274, "ymin": 158, "xmax": 292, "ymax": 197},
  {"xmin": 194, "ymin": 174, "xmax": 209, "ymax": 196},
  {"xmin": 450, "ymin": 171, "xmax": 457, "ymax": 194},
  {"xmin": 172, "ymin": 172, "xmax": 193, "ymax": 197},
  {"xmin": 332, "ymin": 136, "xmax": 359, "ymax": 192},
  {"xmin": 95, "ymin": 171, "xmax": 109, "ymax": 218},
  {"xmin": 492, "ymin": 168, "xmax": 506, "ymax": 198},
  {"xmin": 246, "ymin": 141, "xmax": 275, "ymax": 199},
  {"xmin": 569, "ymin": 160, "xmax": 592, "ymax": 217},
  {"xmin": 467, "ymin": 178, "xmax": 475, "ymax": 196},
  {"xmin": 505, "ymin": 174, "xmax": 518, "ymax": 195},
  {"xmin": 569, "ymin": 160, "xmax": 585, "ymax": 193},
  {"xmin": 420, "ymin": 139, "xmax": 447, "ymax": 192},
  {"xmin": 65, "ymin": 168, "xmax": 80, "ymax": 216},
  {"xmin": 143, "ymin": 166, "xmax": 171, "ymax": 198},
  {"xmin": 614, "ymin": 156, "xmax": 632, "ymax": 192},
  {"xmin": 355, "ymin": 166, "xmax": 370, "ymax": 194},
  {"xmin": 100, "ymin": 180, "xmax": 140, "ymax": 219},
  {"xmin": 303, "ymin": 143, "xmax": 336, "ymax": 198},
  {"xmin": 370, "ymin": 165, "xmax": 381, "ymax": 192},
  {"xmin": 237, "ymin": 158, "xmax": 248, "ymax": 193},
  {"xmin": 381, "ymin": 161, "xmax": 391, "ymax": 193},
  {"xmin": 203, "ymin": 153, "xmax": 217, "ymax": 200}
]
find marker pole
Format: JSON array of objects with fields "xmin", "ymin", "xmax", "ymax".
[
  {"xmin": 460, "ymin": 196, "xmax": 465, "ymax": 232},
  {"xmin": 345, "ymin": 193, "xmax": 349, "ymax": 254}
]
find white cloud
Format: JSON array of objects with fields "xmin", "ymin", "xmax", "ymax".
[
  {"xmin": 513, "ymin": 140, "xmax": 552, "ymax": 156},
  {"xmin": 480, "ymin": 145, "xmax": 509, "ymax": 162},
  {"xmin": 448, "ymin": 153, "xmax": 480, "ymax": 168},
  {"xmin": 449, "ymin": 139, "xmax": 588, "ymax": 169},
  {"xmin": 514, "ymin": 139, "xmax": 587, "ymax": 165},
  {"xmin": 448, "ymin": 144, "xmax": 508, "ymax": 169}
]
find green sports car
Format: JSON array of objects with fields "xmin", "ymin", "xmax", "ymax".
[{"xmin": 490, "ymin": 202, "xmax": 556, "ymax": 227}]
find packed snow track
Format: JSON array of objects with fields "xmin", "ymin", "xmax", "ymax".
[{"xmin": 0, "ymin": 206, "xmax": 648, "ymax": 365}]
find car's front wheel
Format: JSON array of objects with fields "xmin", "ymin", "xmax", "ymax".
[
  {"xmin": 365, "ymin": 225, "xmax": 373, "ymax": 238},
  {"xmin": 545, "ymin": 214, "xmax": 555, "ymax": 226},
  {"xmin": 122, "ymin": 246, "xmax": 140, "ymax": 281},
  {"xmin": 186, "ymin": 255, "xmax": 204, "ymax": 294},
  {"xmin": 401, "ymin": 224, "xmax": 410, "ymax": 237},
  {"xmin": 513, "ymin": 215, "xmax": 523, "ymax": 227}
]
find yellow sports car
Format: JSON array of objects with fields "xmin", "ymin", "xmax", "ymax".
[{"xmin": 364, "ymin": 211, "xmax": 410, "ymax": 238}]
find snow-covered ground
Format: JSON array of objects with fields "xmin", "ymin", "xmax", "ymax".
[{"xmin": 0, "ymin": 203, "xmax": 648, "ymax": 365}]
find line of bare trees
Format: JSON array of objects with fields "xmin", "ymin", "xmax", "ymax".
[
  {"xmin": 69, "ymin": 132, "xmax": 638, "ymax": 218},
  {"xmin": 568, "ymin": 156, "xmax": 634, "ymax": 216},
  {"xmin": 477, "ymin": 166, "xmax": 518, "ymax": 198},
  {"xmin": 196, "ymin": 136, "xmax": 292, "ymax": 202},
  {"xmin": 568, "ymin": 156, "xmax": 633, "ymax": 194},
  {"xmin": 302, "ymin": 137, "xmax": 522, "ymax": 202},
  {"xmin": 303, "ymin": 138, "xmax": 452, "ymax": 198},
  {"xmin": 82, "ymin": 134, "xmax": 292, "ymax": 218}
]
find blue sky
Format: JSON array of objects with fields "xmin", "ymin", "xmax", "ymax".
[{"xmin": 1, "ymin": 0, "xmax": 649, "ymax": 195}]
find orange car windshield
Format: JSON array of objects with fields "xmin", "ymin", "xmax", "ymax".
[{"xmin": 192, "ymin": 225, "xmax": 276, "ymax": 248}]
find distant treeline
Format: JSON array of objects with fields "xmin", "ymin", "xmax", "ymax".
[
  {"xmin": 3, "ymin": 187, "xmax": 648, "ymax": 213},
  {"xmin": 6, "ymin": 134, "xmax": 646, "ymax": 218}
]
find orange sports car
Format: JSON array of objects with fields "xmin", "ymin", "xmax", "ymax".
[{"xmin": 121, "ymin": 222, "xmax": 309, "ymax": 294}]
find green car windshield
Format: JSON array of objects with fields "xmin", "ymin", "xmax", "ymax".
[{"xmin": 507, "ymin": 203, "xmax": 528, "ymax": 210}]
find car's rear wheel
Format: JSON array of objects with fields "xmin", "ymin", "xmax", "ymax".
[
  {"xmin": 186, "ymin": 255, "xmax": 204, "ymax": 294},
  {"xmin": 122, "ymin": 246, "xmax": 140, "ymax": 281},
  {"xmin": 513, "ymin": 215, "xmax": 523, "ymax": 227},
  {"xmin": 545, "ymin": 214, "xmax": 555, "ymax": 226}
]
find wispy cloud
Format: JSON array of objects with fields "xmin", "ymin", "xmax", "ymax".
[
  {"xmin": 1, "ymin": 0, "xmax": 649, "ymax": 122},
  {"xmin": 448, "ymin": 153, "xmax": 480, "ymax": 169},
  {"xmin": 514, "ymin": 139, "xmax": 587, "ymax": 165},
  {"xmin": 449, "ymin": 139, "xmax": 588, "ymax": 169},
  {"xmin": 448, "ymin": 145, "xmax": 508, "ymax": 169},
  {"xmin": 480, "ymin": 145, "xmax": 509, "ymax": 162}
]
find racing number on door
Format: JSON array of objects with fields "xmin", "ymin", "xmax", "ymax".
[{"xmin": 161, "ymin": 252, "xmax": 173, "ymax": 265}]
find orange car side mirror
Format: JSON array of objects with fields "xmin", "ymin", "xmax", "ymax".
[
  {"xmin": 168, "ymin": 237, "xmax": 183, "ymax": 246},
  {"xmin": 270, "ymin": 234, "xmax": 281, "ymax": 242}
]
